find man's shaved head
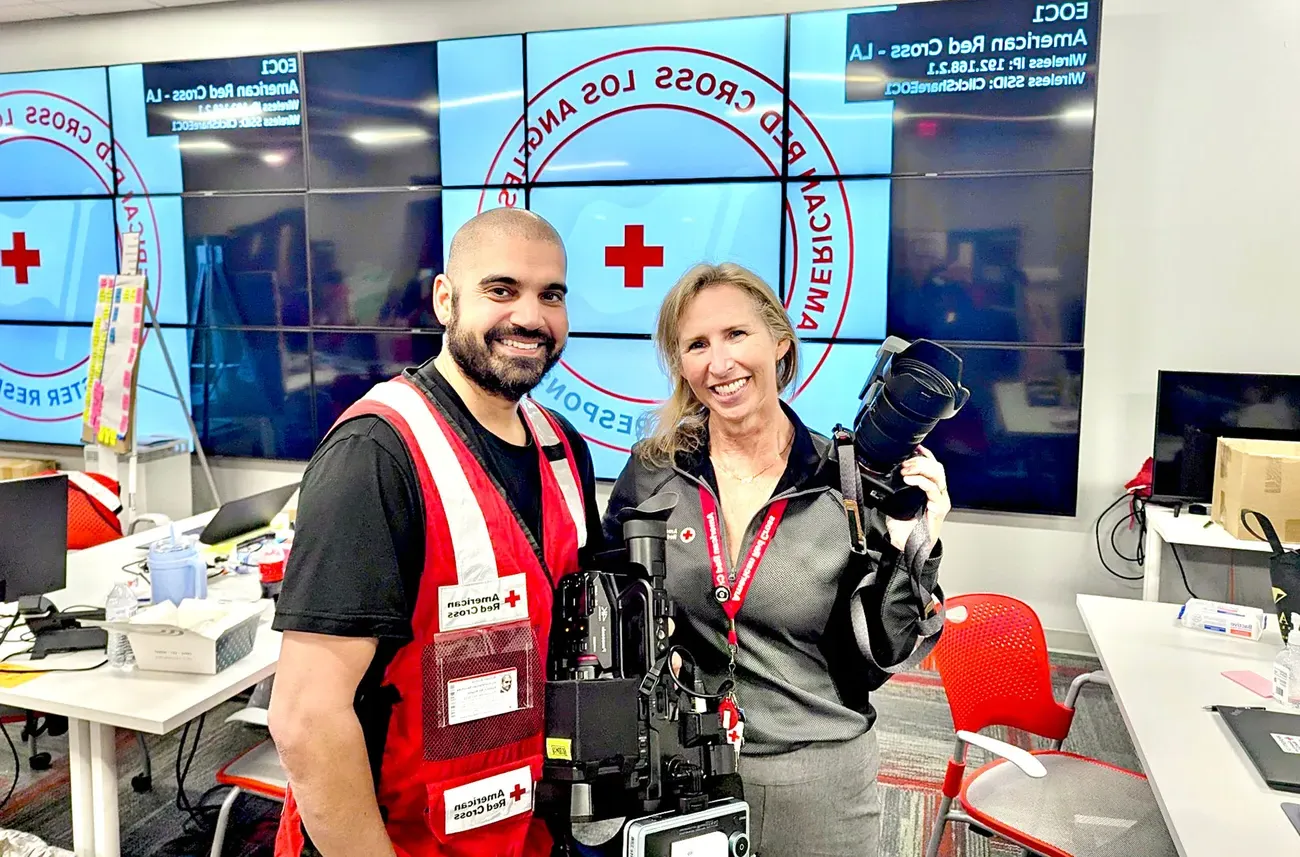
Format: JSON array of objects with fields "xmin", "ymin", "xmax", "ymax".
[
  {"xmin": 433, "ymin": 206, "xmax": 569, "ymax": 403},
  {"xmin": 446, "ymin": 207, "xmax": 565, "ymax": 285}
]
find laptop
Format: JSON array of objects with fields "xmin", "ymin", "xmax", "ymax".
[
  {"xmin": 1219, "ymin": 706, "xmax": 1300, "ymax": 793},
  {"xmin": 176, "ymin": 482, "xmax": 300, "ymax": 548}
]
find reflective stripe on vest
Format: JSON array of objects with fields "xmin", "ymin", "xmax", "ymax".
[
  {"xmin": 66, "ymin": 470, "xmax": 123, "ymax": 517},
  {"xmin": 366, "ymin": 379, "xmax": 499, "ymax": 585},
  {"xmin": 519, "ymin": 398, "xmax": 587, "ymax": 550}
]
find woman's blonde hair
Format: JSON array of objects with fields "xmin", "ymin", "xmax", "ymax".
[{"xmin": 637, "ymin": 262, "xmax": 799, "ymax": 467}]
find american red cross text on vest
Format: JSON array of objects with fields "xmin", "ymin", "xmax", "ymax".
[
  {"xmin": 1, "ymin": 232, "xmax": 40, "ymax": 285},
  {"xmin": 504, "ymin": 589, "xmax": 522, "ymax": 609},
  {"xmin": 604, "ymin": 224, "xmax": 664, "ymax": 288}
]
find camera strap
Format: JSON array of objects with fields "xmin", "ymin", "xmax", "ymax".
[{"xmin": 833, "ymin": 427, "xmax": 868, "ymax": 555}]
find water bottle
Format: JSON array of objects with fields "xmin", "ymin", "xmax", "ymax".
[
  {"xmin": 1272, "ymin": 613, "xmax": 1300, "ymax": 711},
  {"xmin": 106, "ymin": 582, "xmax": 138, "ymax": 671}
]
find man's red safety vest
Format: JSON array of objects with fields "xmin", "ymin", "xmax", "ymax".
[{"xmin": 275, "ymin": 374, "xmax": 586, "ymax": 857}]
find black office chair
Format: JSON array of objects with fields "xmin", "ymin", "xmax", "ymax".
[{"xmin": 21, "ymin": 711, "xmax": 153, "ymax": 791}]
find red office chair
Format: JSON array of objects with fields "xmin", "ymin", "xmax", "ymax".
[
  {"xmin": 924, "ymin": 593, "xmax": 1177, "ymax": 857},
  {"xmin": 209, "ymin": 707, "xmax": 287, "ymax": 857}
]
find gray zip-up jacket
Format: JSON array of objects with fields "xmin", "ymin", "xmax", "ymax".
[{"xmin": 602, "ymin": 403, "xmax": 944, "ymax": 757}]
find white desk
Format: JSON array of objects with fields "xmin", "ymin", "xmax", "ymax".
[
  {"xmin": 0, "ymin": 513, "xmax": 281, "ymax": 857},
  {"xmin": 1077, "ymin": 594, "xmax": 1299, "ymax": 856},
  {"xmin": 1141, "ymin": 505, "xmax": 1296, "ymax": 601}
]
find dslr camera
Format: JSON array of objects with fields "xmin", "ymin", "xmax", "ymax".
[
  {"xmin": 842, "ymin": 336, "xmax": 969, "ymax": 522},
  {"xmin": 541, "ymin": 493, "xmax": 750, "ymax": 857}
]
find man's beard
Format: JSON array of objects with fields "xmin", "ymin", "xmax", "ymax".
[{"xmin": 445, "ymin": 306, "xmax": 563, "ymax": 402}]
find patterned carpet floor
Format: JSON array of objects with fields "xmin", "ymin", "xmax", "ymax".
[{"xmin": 0, "ymin": 654, "xmax": 1143, "ymax": 856}]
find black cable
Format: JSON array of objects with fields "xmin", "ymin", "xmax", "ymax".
[
  {"xmin": 0, "ymin": 717, "xmax": 19, "ymax": 812},
  {"xmin": 0, "ymin": 610, "xmax": 22, "ymax": 648},
  {"xmin": 1170, "ymin": 543, "xmax": 1199, "ymax": 599},
  {"xmin": 0, "ymin": 659, "xmax": 107, "ymax": 674},
  {"xmin": 662, "ymin": 646, "xmax": 731, "ymax": 703},
  {"xmin": 1109, "ymin": 516, "xmax": 1141, "ymax": 563},
  {"xmin": 1095, "ymin": 493, "xmax": 1144, "ymax": 581},
  {"xmin": 175, "ymin": 714, "xmax": 208, "ymax": 827}
]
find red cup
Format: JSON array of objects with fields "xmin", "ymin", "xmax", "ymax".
[{"xmin": 257, "ymin": 547, "xmax": 286, "ymax": 584}]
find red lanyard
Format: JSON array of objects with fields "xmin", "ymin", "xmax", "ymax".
[{"xmin": 698, "ymin": 486, "xmax": 788, "ymax": 647}]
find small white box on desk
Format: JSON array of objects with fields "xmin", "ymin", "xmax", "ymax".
[{"xmin": 103, "ymin": 599, "xmax": 267, "ymax": 675}]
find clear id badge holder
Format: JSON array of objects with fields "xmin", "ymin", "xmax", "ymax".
[{"xmin": 424, "ymin": 620, "xmax": 542, "ymax": 761}]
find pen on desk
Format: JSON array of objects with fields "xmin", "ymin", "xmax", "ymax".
[{"xmin": 1203, "ymin": 520, "xmax": 1214, "ymax": 529}]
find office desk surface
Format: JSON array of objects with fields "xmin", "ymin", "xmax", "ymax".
[
  {"xmin": 0, "ymin": 511, "xmax": 281, "ymax": 734},
  {"xmin": 1146, "ymin": 505, "xmax": 1292, "ymax": 554},
  {"xmin": 1077, "ymin": 594, "xmax": 1299, "ymax": 856}
]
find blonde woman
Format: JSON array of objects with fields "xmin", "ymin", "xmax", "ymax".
[{"xmin": 603, "ymin": 263, "xmax": 948, "ymax": 857}]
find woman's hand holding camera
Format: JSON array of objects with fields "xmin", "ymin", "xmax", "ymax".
[{"xmin": 884, "ymin": 446, "xmax": 951, "ymax": 551}]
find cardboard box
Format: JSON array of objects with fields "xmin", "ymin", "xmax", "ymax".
[
  {"xmin": 1212, "ymin": 438, "xmax": 1300, "ymax": 542},
  {"xmin": 0, "ymin": 457, "xmax": 55, "ymax": 481},
  {"xmin": 104, "ymin": 600, "xmax": 266, "ymax": 675}
]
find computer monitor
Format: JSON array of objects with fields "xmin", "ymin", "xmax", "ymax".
[
  {"xmin": 0, "ymin": 474, "xmax": 68, "ymax": 609},
  {"xmin": 1152, "ymin": 371, "xmax": 1300, "ymax": 503}
]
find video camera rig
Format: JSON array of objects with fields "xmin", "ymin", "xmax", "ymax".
[{"xmin": 540, "ymin": 492, "xmax": 749, "ymax": 856}]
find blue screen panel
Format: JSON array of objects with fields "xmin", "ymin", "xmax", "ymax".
[
  {"xmin": 887, "ymin": 173, "xmax": 1091, "ymax": 344},
  {"xmin": 524, "ymin": 17, "xmax": 786, "ymax": 182},
  {"xmin": 793, "ymin": 1, "xmax": 1101, "ymax": 176},
  {"xmin": 304, "ymin": 42, "xmax": 441, "ymax": 189},
  {"xmin": 313, "ymin": 331, "xmax": 441, "ymax": 431},
  {"xmin": 788, "ymin": 8, "xmax": 895, "ymax": 177},
  {"xmin": 784, "ymin": 341, "xmax": 863, "ymax": 438},
  {"xmin": 529, "ymin": 182, "xmax": 781, "ymax": 335},
  {"xmin": 437, "ymin": 35, "xmax": 525, "ymax": 187},
  {"xmin": 107, "ymin": 64, "xmax": 184, "ymax": 196},
  {"xmin": 110, "ymin": 55, "xmax": 306, "ymax": 194},
  {"xmin": 0, "ymin": 324, "xmax": 194, "ymax": 445},
  {"xmin": 180, "ymin": 194, "xmax": 309, "ymax": 327},
  {"xmin": 0, "ymin": 324, "xmax": 93, "ymax": 443},
  {"xmin": 197, "ymin": 328, "xmax": 314, "ymax": 460},
  {"xmin": 0, "ymin": 68, "xmax": 114, "ymax": 198},
  {"xmin": 440, "ymin": 188, "xmax": 516, "ymax": 267},
  {"xmin": 788, "ymin": 341, "xmax": 1082, "ymax": 516},
  {"xmin": 783, "ymin": 178, "xmax": 889, "ymax": 340},
  {"xmin": 135, "ymin": 326, "xmax": 196, "ymax": 444},
  {"xmin": 534, "ymin": 337, "xmax": 670, "ymax": 480},
  {"xmin": 119, "ymin": 194, "xmax": 189, "ymax": 325},
  {"xmin": 308, "ymin": 190, "xmax": 442, "ymax": 328},
  {"xmin": 0, "ymin": 199, "xmax": 116, "ymax": 323}
]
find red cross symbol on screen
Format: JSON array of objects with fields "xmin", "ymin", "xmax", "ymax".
[
  {"xmin": 504, "ymin": 590, "xmax": 521, "ymax": 609},
  {"xmin": 604, "ymin": 224, "xmax": 664, "ymax": 288},
  {"xmin": 510, "ymin": 783, "xmax": 527, "ymax": 802},
  {"xmin": 1, "ymin": 233, "xmax": 41, "ymax": 286}
]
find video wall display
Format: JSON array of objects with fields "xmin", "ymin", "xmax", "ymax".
[{"xmin": 0, "ymin": 0, "xmax": 1101, "ymax": 515}]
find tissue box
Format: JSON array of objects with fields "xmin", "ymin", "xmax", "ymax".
[{"xmin": 104, "ymin": 600, "xmax": 265, "ymax": 675}]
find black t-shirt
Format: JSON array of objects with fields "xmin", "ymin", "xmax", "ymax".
[{"xmin": 272, "ymin": 360, "xmax": 603, "ymax": 684}]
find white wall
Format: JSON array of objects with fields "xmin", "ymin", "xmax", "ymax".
[{"xmin": 3, "ymin": 0, "xmax": 1298, "ymax": 647}]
